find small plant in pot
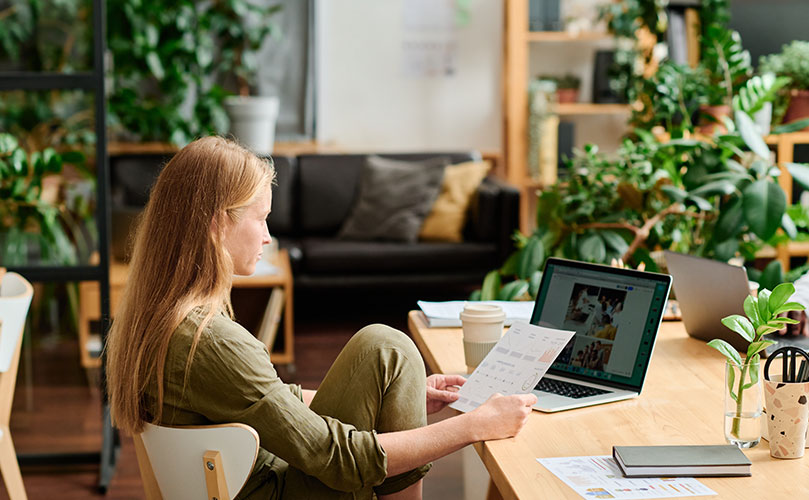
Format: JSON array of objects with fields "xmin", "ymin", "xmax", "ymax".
[
  {"xmin": 708, "ymin": 283, "xmax": 805, "ymax": 448},
  {"xmin": 555, "ymin": 74, "xmax": 581, "ymax": 104},
  {"xmin": 214, "ymin": 0, "xmax": 283, "ymax": 155},
  {"xmin": 759, "ymin": 40, "xmax": 809, "ymax": 130}
]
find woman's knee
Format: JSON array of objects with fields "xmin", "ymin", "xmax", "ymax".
[{"xmin": 350, "ymin": 324, "xmax": 425, "ymax": 378}]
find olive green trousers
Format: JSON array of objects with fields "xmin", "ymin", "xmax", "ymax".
[{"xmin": 282, "ymin": 324, "xmax": 431, "ymax": 499}]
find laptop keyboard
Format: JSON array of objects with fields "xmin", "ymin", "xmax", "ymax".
[{"xmin": 535, "ymin": 378, "xmax": 610, "ymax": 399}]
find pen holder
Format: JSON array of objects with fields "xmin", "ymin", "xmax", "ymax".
[{"xmin": 763, "ymin": 376, "xmax": 809, "ymax": 459}]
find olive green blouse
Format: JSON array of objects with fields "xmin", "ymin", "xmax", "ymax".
[{"xmin": 147, "ymin": 308, "xmax": 388, "ymax": 498}]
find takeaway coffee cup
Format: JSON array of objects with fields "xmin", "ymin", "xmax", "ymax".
[
  {"xmin": 763, "ymin": 376, "xmax": 809, "ymax": 459},
  {"xmin": 460, "ymin": 303, "xmax": 505, "ymax": 373}
]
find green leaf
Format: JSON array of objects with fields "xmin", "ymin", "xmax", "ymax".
[
  {"xmin": 708, "ymin": 339, "xmax": 742, "ymax": 366},
  {"xmin": 600, "ymin": 230, "xmax": 629, "ymax": 255},
  {"xmin": 500, "ymin": 252, "xmax": 520, "ymax": 276},
  {"xmin": 721, "ymin": 315, "xmax": 755, "ymax": 342},
  {"xmin": 743, "ymin": 295, "xmax": 760, "ymax": 327},
  {"xmin": 480, "ymin": 270, "xmax": 501, "ymax": 302},
  {"xmin": 690, "ymin": 180, "xmax": 737, "ymax": 198},
  {"xmin": 715, "ymin": 197, "xmax": 744, "ymax": 241},
  {"xmin": 758, "ymin": 261, "xmax": 784, "ymax": 296},
  {"xmin": 747, "ymin": 339, "xmax": 776, "ymax": 358},
  {"xmin": 786, "ymin": 162, "xmax": 809, "ymax": 191},
  {"xmin": 772, "ymin": 301, "xmax": 807, "ymax": 315},
  {"xmin": 498, "ymin": 280, "xmax": 529, "ymax": 301},
  {"xmin": 772, "ymin": 117, "xmax": 809, "ymax": 134},
  {"xmin": 686, "ymin": 195, "xmax": 714, "ymax": 211},
  {"xmin": 468, "ymin": 289, "xmax": 481, "ymax": 301},
  {"xmin": 528, "ymin": 270, "xmax": 542, "ymax": 298},
  {"xmin": 517, "ymin": 237, "xmax": 544, "ymax": 280},
  {"xmin": 736, "ymin": 110, "xmax": 771, "ymax": 159},
  {"xmin": 782, "ymin": 212, "xmax": 798, "ymax": 240},
  {"xmin": 578, "ymin": 233, "xmax": 606, "ymax": 263},
  {"xmin": 768, "ymin": 317, "xmax": 799, "ymax": 325},
  {"xmin": 769, "ymin": 282, "xmax": 795, "ymax": 313},
  {"xmin": 744, "ymin": 359, "xmax": 760, "ymax": 389},
  {"xmin": 757, "ymin": 289, "xmax": 771, "ymax": 324},
  {"xmin": 726, "ymin": 361, "xmax": 738, "ymax": 402},
  {"xmin": 756, "ymin": 325, "xmax": 780, "ymax": 336},
  {"xmin": 660, "ymin": 185, "xmax": 688, "ymax": 202},
  {"xmin": 742, "ymin": 180, "xmax": 786, "ymax": 241},
  {"xmin": 146, "ymin": 51, "xmax": 165, "ymax": 80}
]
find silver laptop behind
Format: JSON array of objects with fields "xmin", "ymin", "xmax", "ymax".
[
  {"xmin": 664, "ymin": 250, "xmax": 809, "ymax": 356},
  {"xmin": 663, "ymin": 251, "xmax": 752, "ymax": 352},
  {"xmin": 529, "ymin": 258, "xmax": 671, "ymax": 412}
]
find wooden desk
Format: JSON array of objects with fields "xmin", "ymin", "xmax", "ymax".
[
  {"xmin": 407, "ymin": 311, "xmax": 809, "ymax": 499},
  {"xmin": 78, "ymin": 250, "xmax": 295, "ymax": 368}
]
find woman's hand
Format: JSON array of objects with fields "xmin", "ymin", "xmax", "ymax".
[
  {"xmin": 466, "ymin": 392, "xmax": 536, "ymax": 441},
  {"xmin": 425, "ymin": 374, "xmax": 466, "ymax": 414}
]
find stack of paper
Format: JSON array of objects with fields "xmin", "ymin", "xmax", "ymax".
[{"xmin": 417, "ymin": 300, "xmax": 535, "ymax": 327}]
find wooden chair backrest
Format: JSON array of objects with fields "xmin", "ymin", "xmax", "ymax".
[
  {"xmin": 133, "ymin": 422, "xmax": 260, "ymax": 500},
  {"xmin": 0, "ymin": 272, "xmax": 33, "ymax": 425}
]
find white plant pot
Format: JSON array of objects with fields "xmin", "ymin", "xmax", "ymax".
[{"xmin": 224, "ymin": 96, "xmax": 280, "ymax": 155}]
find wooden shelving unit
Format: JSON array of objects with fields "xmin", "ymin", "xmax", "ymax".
[{"xmin": 503, "ymin": 0, "xmax": 629, "ymax": 233}]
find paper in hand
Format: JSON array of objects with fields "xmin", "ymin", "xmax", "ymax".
[{"xmin": 450, "ymin": 321, "xmax": 575, "ymax": 413}]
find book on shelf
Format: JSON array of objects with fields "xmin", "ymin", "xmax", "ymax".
[
  {"xmin": 612, "ymin": 445, "xmax": 752, "ymax": 478},
  {"xmin": 256, "ymin": 287, "xmax": 285, "ymax": 351},
  {"xmin": 417, "ymin": 300, "xmax": 534, "ymax": 327}
]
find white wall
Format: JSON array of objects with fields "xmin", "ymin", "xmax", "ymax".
[{"xmin": 315, "ymin": 0, "xmax": 503, "ymax": 152}]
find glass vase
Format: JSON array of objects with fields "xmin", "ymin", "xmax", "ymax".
[{"xmin": 724, "ymin": 359, "xmax": 762, "ymax": 448}]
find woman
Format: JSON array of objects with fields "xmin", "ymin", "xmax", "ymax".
[{"xmin": 106, "ymin": 137, "xmax": 535, "ymax": 500}]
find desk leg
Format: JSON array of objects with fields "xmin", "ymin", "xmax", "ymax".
[{"xmin": 486, "ymin": 480, "xmax": 504, "ymax": 500}]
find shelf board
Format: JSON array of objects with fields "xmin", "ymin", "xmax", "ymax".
[
  {"xmin": 765, "ymin": 132, "xmax": 809, "ymax": 145},
  {"xmin": 525, "ymin": 31, "xmax": 612, "ymax": 42},
  {"xmin": 6, "ymin": 265, "xmax": 104, "ymax": 283},
  {"xmin": 554, "ymin": 103, "xmax": 631, "ymax": 115},
  {"xmin": 756, "ymin": 241, "xmax": 809, "ymax": 259},
  {"xmin": 0, "ymin": 72, "xmax": 97, "ymax": 91}
]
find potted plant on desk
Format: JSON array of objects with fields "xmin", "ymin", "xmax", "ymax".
[
  {"xmin": 215, "ymin": 0, "xmax": 283, "ymax": 155},
  {"xmin": 708, "ymin": 282, "xmax": 805, "ymax": 448},
  {"xmin": 759, "ymin": 40, "xmax": 809, "ymax": 130}
]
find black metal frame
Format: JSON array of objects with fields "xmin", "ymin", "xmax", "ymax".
[{"xmin": 0, "ymin": 0, "xmax": 117, "ymax": 493}]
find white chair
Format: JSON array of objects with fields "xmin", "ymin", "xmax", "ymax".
[
  {"xmin": 0, "ymin": 270, "xmax": 34, "ymax": 500},
  {"xmin": 133, "ymin": 422, "xmax": 260, "ymax": 500}
]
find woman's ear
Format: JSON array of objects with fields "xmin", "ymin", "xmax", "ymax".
[{"xmin": 209, "ymin": 211, "xmax": 225, "ymax": 239}]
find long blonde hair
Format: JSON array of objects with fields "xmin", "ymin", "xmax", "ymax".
[{"xmin": 106, "ymin": 136, "xmax": 275, "ymax": 434}]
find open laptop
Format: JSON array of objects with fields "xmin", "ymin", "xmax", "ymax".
[
  {"xmin": 664, "ymin": 250, "xmax": 809, "ymax": 356},
  {"xmin": 529, "ymin": 258, "xmax": 672, "ymax": 412}
]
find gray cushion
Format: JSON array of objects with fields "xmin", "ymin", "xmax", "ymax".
[{"xmin": 337, "ymin": 156, "xmax": 448, "ymax": 243}]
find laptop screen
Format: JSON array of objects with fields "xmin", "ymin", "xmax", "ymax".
[{"xmin": 530, "ymin": 258, "xmax": 671, "ymax": 392}]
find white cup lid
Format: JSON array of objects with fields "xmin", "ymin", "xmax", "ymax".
[{"xmin": 460, "ymin": 303, "xmax": 505, "ymax": 323}]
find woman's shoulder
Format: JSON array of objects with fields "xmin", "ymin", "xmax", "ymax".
[{"xmin": 173, "ymin": 307, "xmax": 266, "ymax": 355}]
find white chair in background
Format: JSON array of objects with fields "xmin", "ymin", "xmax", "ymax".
[
  {"xmin": 133, "ymin": 422, "xmax": 259, "ymax": 500},
  {"xmin": 0, "ymin": 270, "xmax": 34, "ymax": 500}
]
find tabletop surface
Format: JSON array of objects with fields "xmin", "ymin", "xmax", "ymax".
[{"xmin": 407, "ymin": 311, "xmax": 809, "ymax": 499}]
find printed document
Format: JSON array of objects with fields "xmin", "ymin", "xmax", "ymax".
[
  {"xmin": 537, "ymin": 456, "xmax": 717, "ymax": 499},
  {"xmin": 450, "ymin": 321, "xmax": 575, "ymax": 412}
]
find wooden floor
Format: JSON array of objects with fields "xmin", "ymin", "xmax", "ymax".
[{"xmin": 1, "ymin": 289, "xmax": 467, "ymax": 499}]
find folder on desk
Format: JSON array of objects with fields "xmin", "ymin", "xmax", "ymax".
[{"xmin": 417, "ymin": 300, "xmax": 533, "ymax": 327}]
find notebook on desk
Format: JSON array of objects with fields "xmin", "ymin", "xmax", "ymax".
[{"xmin": 528, "ymin": 258, "xmax": 671, "ymax": 412}]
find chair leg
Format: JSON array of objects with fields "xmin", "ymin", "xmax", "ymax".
[{"xmin": 0, "ymin": 428, "xmax": 27, "ymax": 500}]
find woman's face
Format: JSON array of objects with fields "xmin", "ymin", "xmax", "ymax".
[{"xmin": 223, "ymin": 188, "xmax": 273, "ymax": 276}]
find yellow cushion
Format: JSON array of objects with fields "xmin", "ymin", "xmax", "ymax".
[{"xmin": 419, "ymin": 160, "xmax": 491, "ymax": 242}]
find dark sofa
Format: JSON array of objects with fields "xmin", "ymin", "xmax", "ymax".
[
  {"xmin": 267, "ymin": 152, "xmax": 519, "ymax": 290},
  {"xmin": 109, "ymin": 151, "xmax": 519, "ymax": 290}
]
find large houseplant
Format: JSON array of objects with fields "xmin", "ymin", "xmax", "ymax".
[
  {"xmin": 214, "ymin": 0, "xmax": 283, "ymax": 154},
  {"xmin": 708, "ymin": 283, "xmax": 805, "ymax": 447}
]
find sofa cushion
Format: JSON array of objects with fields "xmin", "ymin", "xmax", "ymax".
[
  {"xmin": 420, "ymin": 160, "xmax": 491, "ymax": 242},
  {"xmin": 299, "ymin": 237, "xmax": 499, "ymax": 274},
  {"xmin": 337, "ymin": 155, "xmax": 448, "ymax": 243},
  {"xmin": 297, "ymin": 152, "xmax": 481, "ymax": 235}
]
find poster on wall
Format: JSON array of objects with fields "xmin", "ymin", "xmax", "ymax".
[{"xmin": 402, "ymin": 0, "xmax": 458, "ymax": 77}]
